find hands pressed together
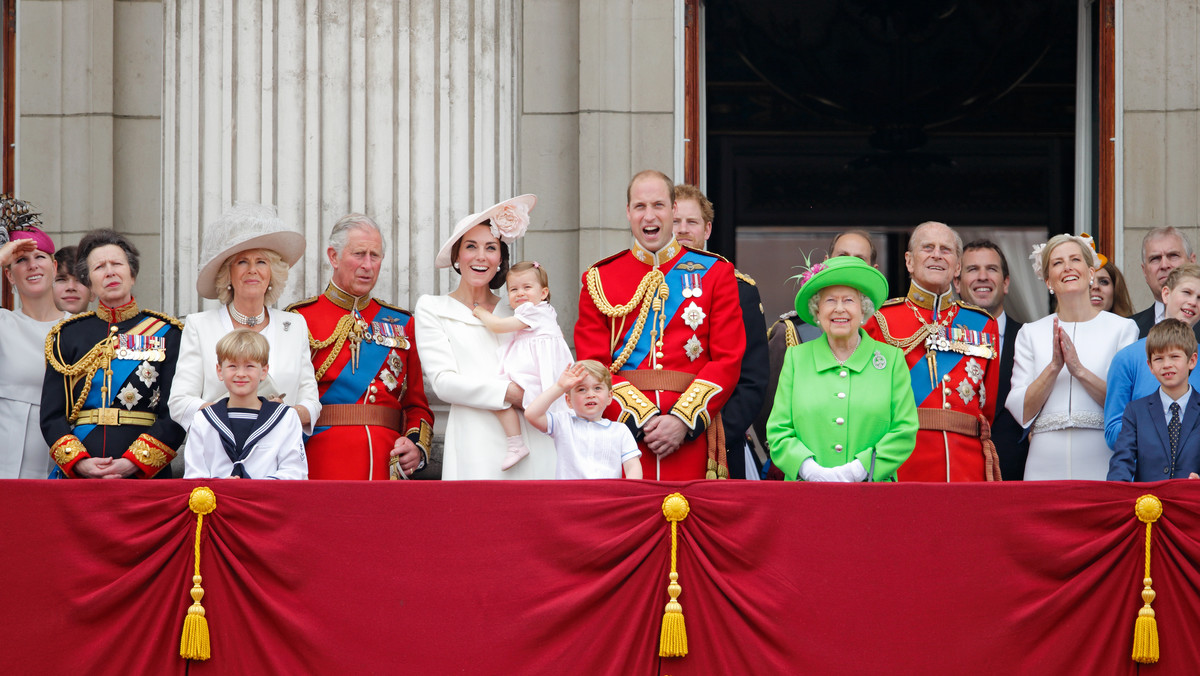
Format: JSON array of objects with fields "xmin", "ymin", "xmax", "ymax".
[{"xmin": 800, "ymin": 457, "xmax": 868, "ymax": 482}]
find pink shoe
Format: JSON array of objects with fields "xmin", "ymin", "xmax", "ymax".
[{"xmin": 501, "ymin": 436, "xmax": 530, "ymax": 471}]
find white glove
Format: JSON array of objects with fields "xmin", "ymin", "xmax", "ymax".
[
  {"xmin": 800, "ymin": 458, "xmax": 834, "ymax": 482},
  {"xmin": 830, "ymin": 460, "xmax": 869, "ymax": 483}
]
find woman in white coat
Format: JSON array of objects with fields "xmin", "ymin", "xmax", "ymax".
[
  {"xmin": 415, "ymin": 195, "xmax": 556, "ymax": 479},
  {"xmin": 168, "ymin": 204, "xmax": 321, "ymax": 434},
  {"xmin": 1006, "ymin": 234, "xmax": 1138, "ymax": 479}
]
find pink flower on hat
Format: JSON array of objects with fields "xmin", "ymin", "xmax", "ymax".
[
  {"xmin": 489, "ymin": 202, "xmax": 530, "ymax": 243},
  {"xmin": 798, "ymin": 262, "xmax": 827, "ymax": 289}
]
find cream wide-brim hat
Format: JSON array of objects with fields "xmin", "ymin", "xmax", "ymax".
[
  {"xmin": 434, "ymin": 194, "xmax": 537, "ymax": 269},
  {"xmin": 195, "ymin": 204, "xmax": 307, "ymax": 300}
]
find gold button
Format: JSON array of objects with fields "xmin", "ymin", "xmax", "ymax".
[
  {"xmin": 943, "ymin": 375, "xmax": 950, "ymax": 383},
  {"xmin": 655, "ymin": 352, "xmax": 664, "ymax": 359},
  {"xmin": 943, "ymin": 402, "xmax": 950, "ymax": 409},
  {"xmin": 654, "ymin": 364, "xmax": 663, "ymax": 370},
  {"xmin": 368, "ymin": 395, "xmax": 376, "ymax": 403},
  {"xmin": 370, "ymin": 385, "xmax": 378, "ymax": 393},
  {"xmin": 943, "ymin": 387, "xmax": 950, "ymax": 395}
]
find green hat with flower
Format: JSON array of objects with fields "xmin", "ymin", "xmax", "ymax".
[{"xmin": 793, "ymin": 255, "xmax": 888, "ymax": 326}]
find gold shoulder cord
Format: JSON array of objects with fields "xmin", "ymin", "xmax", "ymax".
[
  {"xmin": 308, "ymin": 314, "xmax": 357, "ymax": 381},
  {"xmin": 872, "ymin": 309, "xmax": 933, "ymax": 356},
  {"xmin": 44, "ymin": 319, "xmax": 117, "ymax": 424},
  {"xmin": 586, "ymin": 267, "xmax": 667, "ymax": 373}
]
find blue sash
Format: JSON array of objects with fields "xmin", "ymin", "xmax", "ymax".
[
  {"xmin": 74, "ymin": 322, "xmax": 172, "ymax": 441},
  {"xmin": 311, "ymin": 306, "xmax": 408, "ymax": 437},
  {"xmin": 612, "ymin": 251, "xmax": 712, "ymax": 371},
  {"xmin": 909, "ymin": 308, "xmax": 990, "ymax": 405}
]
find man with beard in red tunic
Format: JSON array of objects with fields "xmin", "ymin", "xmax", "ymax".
[
  {"xmin": 288, "ymin": 213, "xmax": 433, "ymax": 480},
  {"xmin": 574, "ymin": 171, "xmax": 744, "ymax": 480}
]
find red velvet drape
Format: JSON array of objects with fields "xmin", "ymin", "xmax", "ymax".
[{"xmin": 3, "ymin": 480, "xmax": 1199, "ymax": 675}]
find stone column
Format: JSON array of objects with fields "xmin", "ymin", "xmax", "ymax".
[{"xmin": 162, "ymin": 0, "xmax": 518, "ymax": 315}]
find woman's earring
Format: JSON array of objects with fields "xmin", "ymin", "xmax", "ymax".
[
  {"xmin": 1048, "ymin": 288, "xmax": 1055, "ymax": 295},
  {"xmin": 268, "ymin": 284, "xmax": 273, "ymax": 290},
  {"xmin": 453, "ymin": 262, "xmax": 460, "ymax": 270},
  {"xmin": 227, "ymin": 284, "xmax": 233, "ymax": 290}
]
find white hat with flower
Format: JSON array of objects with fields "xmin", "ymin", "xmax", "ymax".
[{"xmin": 435, "ymin": 194, "xmax": 537, "ymax": 269}]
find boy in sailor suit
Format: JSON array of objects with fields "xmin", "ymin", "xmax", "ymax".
[{"xmin": 184, "ymin": 330, "xmax": 307, "ymax": 480}]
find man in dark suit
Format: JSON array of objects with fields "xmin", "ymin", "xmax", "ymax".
[
  {"xmin": 672, "ymin": 184, "xmax": 769, "ymax": 479},
  {"xmin": 955, "ymin": 240, "xmax": 1028, "ymax": 480},
  {"xmin": 1109, "ymin": 319, "xmax": 1200, "ymax": 481},
  {"xmin": 1130, "ymin": 227, "xmax": 1196, "ymax": 337}
]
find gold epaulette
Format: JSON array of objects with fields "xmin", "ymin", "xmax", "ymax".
[
  {"xmin": 880, "ymin": 297, "xmax": 906, "ymax": 308},
  {"xmin": 734, "ymin": 269, "xmax": 756, "ymax": 286},
  {"xmin": 46, "ymin": 311, "xmax": 96, "ymax": 342},
  {"xmin": 768, "ymin": 315, "xmax": 801, "ymax": 348},
  {"xmin": 143, "ymin": 309, "xmax": 184, "ymax": 330},
  {"xmin": 285, "ymin": 295, "xmax": 320, "ymax": 312},
  {"xmin": 953, "ymin": 300, "xmax": 995, "ymax": 320},
  {"xmin": 376, "ymin": 298, "xmax": 412, "ymax": 315}
]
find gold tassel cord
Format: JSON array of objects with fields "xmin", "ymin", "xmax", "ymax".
[
  {"xmin": 180, "ymin": 487, "xmax": 217, "ymax": 661},
  {"xmin": 659, "ymin": 493, "xmax": 690, "ymax": 658},
  {"xmin": 1131, "ymin": 494, "xmax": 1162, "ymax": 664}
]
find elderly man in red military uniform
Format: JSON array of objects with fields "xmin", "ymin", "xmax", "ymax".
[
  {"xmin": 287, "ymin": 213, "xmax": 433, "ymax": 480},
  {"xmin": 574, "ymin": 171, "xmax": 745, "ymax": 480},
  {"xmin": 863, "ymin": 221, "xmax": 1002, "ymax": 481}
]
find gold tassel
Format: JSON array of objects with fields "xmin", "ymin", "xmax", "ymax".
[
  {"xmin": 180, "ymin": 487, "xmax": 217, "ymax": 661},
  {"xmin": 1131, "ymin": 494, "xmax": 1162, "ymax": 664},
  {"xmin": 659, "ymin": 493, "xmax": 690, "ymax": 657}
]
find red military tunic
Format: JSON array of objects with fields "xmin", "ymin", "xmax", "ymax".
[
  {"xmin": 288, "ymin": 283, "xmax": 434, "ymax": 480},
  {"xmin": 575, "ymin": 238, "xmax": 745, "ymax": 480},
  {"xmin": 863, "ymin": 283, "xmax": 1001, "ymax": 481}
]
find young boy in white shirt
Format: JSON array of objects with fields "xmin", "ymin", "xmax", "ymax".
[
  {"xmin": 184, "ymin": 329, "xmax": 308, "ymax": 480},
  {"xmin": 525, "ymin": 360, "xmax": 642, "ymax": 479}
]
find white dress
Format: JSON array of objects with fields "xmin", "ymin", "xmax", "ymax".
[
  {"xmin": 168, "ymin": 307, "xmax": 321, "ymax": 434},
  {"xmin": 1005, "ymin": 311, "xmax": 1138, "ymax": 480},
  {"xmin": 0, "ymin": 309, "xmax": 68, "ymax": 478},
  {"xmin": 498, "ymin": 301, "xmax": 574, "ymax": 410},
  {"xmin": 414, "ymin": 294, "xmax": 556, "ymax": 480}
]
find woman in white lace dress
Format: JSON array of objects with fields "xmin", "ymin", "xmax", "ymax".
[{"xmin": 1006, "ymin": 234, "xmax": 1138, "ymax": 480}]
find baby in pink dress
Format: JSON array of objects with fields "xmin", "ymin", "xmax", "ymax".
[{"xmin": 473, "ymin": 261, "xmax": 574, "ymax": 470}]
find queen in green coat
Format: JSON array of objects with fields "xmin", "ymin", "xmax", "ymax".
[{"xmin": 767, "ymin": 256, "xmax": 917, "ymax": 481}]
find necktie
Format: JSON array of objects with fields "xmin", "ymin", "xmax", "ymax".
[{"xmin": 1168, "ymin": 402, "xmax": 1181, "ymax": 469}]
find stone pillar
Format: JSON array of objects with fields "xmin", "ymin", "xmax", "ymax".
[
  {"xmin": 1121, "ymin": 0, "xmax": 1200, "ymax": 310},
  {"xmin": 517, "ymin": 0, "xmax": 677, "ymax": 336},
  {"xmin": 162, "ymin": 0, "xmax": 518, "ymax": 315}
]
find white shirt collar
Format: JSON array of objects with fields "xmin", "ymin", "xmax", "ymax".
[
  {"xmin": 1160, "ymin": 387, "xmax": 1192, "ymax": 419},
  {"xmin": 996, "ymin": 311, "xmax": 1007, "ymax": 342},
  {"xmin": 1155, "ymin": 300, "xmax": 1167, "ymax": 325}
]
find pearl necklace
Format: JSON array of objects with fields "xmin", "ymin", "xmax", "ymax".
[{"xmin": 229, "ymin": 304, "xmax": 266, "ymax": 327}]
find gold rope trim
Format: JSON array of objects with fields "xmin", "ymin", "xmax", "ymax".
[
  {"xmin": 180, "ymin": 487, "xmax": 217, "ymax": 661},
  {"xmin": 585, "ymin": 267, "xmax": 667, "ymax": 373},
  {"xmin": 658, "ymin": 493, "xmax": 690, "ymax": 657},
  {"xmin": 310, "ymin": 315, "xmax": 357, "ymax": 381},
  {"xmin": 1131, "ymin": 494, "xmax": 1162, "ymax": 664}
]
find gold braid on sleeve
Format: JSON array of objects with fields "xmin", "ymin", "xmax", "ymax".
[
  {"xmin": 309, "ymin": 315, "xmax": 356, "ymax": 380},
  {"xmin": 585, "ymin": 268, "xmax": 667, "ymax": 373}
]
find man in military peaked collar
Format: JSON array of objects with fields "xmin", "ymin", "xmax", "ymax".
[
  {"xmin": 287, "ymin": 213, "xmax": 434, "ymax": 480},
  {"xmin": 574, "ymin": 170, "xmax": 745, "ymax": 480},
  {"xmin": 863, "ymin": 221, "xmax": 1002, "ymax": 481}
]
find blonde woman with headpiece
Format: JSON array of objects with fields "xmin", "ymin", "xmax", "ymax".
[
  {"xmin": 1005, "ymin": 234, "xmax": 1138, "ymax": 479},
  {"xmin": 168, "ymin": 204, "xmax": 321, "ymax": 436},
  {"xmin": 414, "ymin": 195, "xmax": 557, "ymax": 479}
]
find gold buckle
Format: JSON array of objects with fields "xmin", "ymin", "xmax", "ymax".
[{"xmin": 97, "ymin": 408, "xmax": 120, "ymax": 426}]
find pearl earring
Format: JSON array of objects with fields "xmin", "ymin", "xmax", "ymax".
[
  {"xmin": 268, "ymin": 284, "xmax": 273, "ymax": 290},
  {"xmin": 453, "ymin": 262, "xmax": 460, "ymax": 271},
  {"xmin": 227, "ymin": 284, "xmax": 232, "ymax": 290},
  {"xmin": 1048, "ymin": 288, "xmax": 1055, "ymax": 295}
]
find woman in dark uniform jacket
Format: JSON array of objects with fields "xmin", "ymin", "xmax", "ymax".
[{"xmin": 41, "ymin": 229, "xmax": 185, "ymax": 478}]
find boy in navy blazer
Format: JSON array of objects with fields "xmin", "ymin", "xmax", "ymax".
[{"xmin": 1109, "ymin": 319, "xmax": 1200, "ymax": 481}]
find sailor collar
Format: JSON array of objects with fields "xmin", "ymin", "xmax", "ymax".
[
  {"xmin": 324, "ymin": 282, "xmax": 372, "ymax": 312},
  {"xmin": 97, "ymin": 298, "xmax": 140, "ymax": 324},
  {"xmin": 632, "ymin": 238, "xmax": 681, "ymax": 267},
  {"xmin": 906, "ymin": 282, "xmax": 955, "ymax": 312}
]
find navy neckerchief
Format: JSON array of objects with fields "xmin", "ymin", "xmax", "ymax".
[{"xmin": 200, "ymin": 398, "xmax": 289, "ymax": 478}]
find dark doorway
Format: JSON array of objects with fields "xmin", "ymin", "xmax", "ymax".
[{"xmin": 704, "ymin": 0, "xmax": 1082, "ymax": 324}]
